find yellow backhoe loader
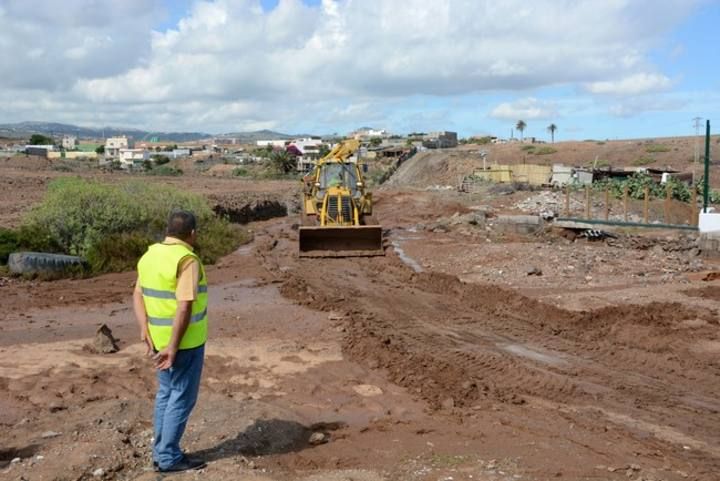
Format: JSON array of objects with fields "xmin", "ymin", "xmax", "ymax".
[{"xmin": 299, "ymin": 139, "xmax": 384, "ymax": 257}]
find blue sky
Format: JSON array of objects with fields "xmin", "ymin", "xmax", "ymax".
[{"xmin": 1, "ymin": 0, "xmax": 718, "ymax": 139}]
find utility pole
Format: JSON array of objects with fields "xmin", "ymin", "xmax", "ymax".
[{"xmin": 693, "ymin": 117, "xmax": 703, "ymax": 184}]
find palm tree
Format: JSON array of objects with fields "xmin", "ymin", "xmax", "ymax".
[
  {"xmin": 547, "ymin": 123, "xmax": 557, "ymax": 143},
  {"xmin": 516, "ymin": 120, "xmax": 526, "ymax": 142}
]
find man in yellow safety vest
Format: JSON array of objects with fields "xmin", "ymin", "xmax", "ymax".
[{"xmin": 133, "ymin": 210, "xmax": 208, "ymax": 473}]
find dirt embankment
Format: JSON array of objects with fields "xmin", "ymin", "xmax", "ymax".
[{"xmin": 384, "ymin": 135, "xmax": 720, "ymax": 189}]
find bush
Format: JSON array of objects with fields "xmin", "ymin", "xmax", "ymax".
[
  {"xmin": 233, "ymin": 167, "xmax": 249, "ymax": 177},
  {"xmin": 520, "ymin": 145, "xmax": 536, "ymax": 151},
  {"xmin": 534, "ymin": 146, "xmax": 557, "ymax": 155},
  {"xmin": 632, "ymin": 156, "xmax": 656, "ymax": 166},
  {"xmin": 85, "ymin": 232, "xmax": 154, "ymax": 274},
  {"xmin": 146, "ymin": 166, "xmax": 183, "ymax": 176},
  {"xmin": 0, "ymin": 228, "xmax": 19, "ymax": 264},
  {"xmin": 590, "ymin": 159, "xmax": 610, "ymax": 168},
  {"xmin": 152, "ymin": 155, "xmax": 171, "ymax": 165},
  {"xmin": 645, "ymin": 144, "xmax": 671, "ymax": 153},
  {"xmin": 22, "ymin": 178, "xmax": 246, "ymax": 273},
  {"xmin": 195, "ymin": 220, "xmax": 251, "ymax": 264},
  {"xmin": 592, "ymin": 172, "xmax": 692, "ymax": 201}
]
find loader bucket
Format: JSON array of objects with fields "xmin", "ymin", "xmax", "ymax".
[{"xmin": 298, "ymin": 225, "xmax": 384, "ymax": 257}]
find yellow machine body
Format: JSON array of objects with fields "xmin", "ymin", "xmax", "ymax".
[{"xmin": 299, "ymin": 140, "xmax": 384, "ymax": 257}]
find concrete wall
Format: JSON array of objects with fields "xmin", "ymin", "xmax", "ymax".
[{"xmin": 47, "ymin": 151, "xmax": 98, "ymax": 160}]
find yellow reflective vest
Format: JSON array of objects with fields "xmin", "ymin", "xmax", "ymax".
[{"xmin": 137, "ymin": 242, "xmax": 208, "ymax": 351}]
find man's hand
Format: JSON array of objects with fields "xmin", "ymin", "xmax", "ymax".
[
  {"xmin": 153, "ymin": 347, "xmax": 177, "ymax": 370},
  {"xmin": 141, "ymin": 331, "xmax": 154, "ymax": 357}
]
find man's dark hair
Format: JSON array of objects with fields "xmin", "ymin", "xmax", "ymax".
[{"xmin": 166, "ymin": 210, "xmax": 197, "ymax": 239}]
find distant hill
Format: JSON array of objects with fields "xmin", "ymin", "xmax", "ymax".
[
  {"xmin": 0, "ymin": 122, "xmax": 321, "ymax": 144},
  {"xmin": 0, "ymin": 121, "xmax": 210, "ymax": 142},
  {"xmin": 215, "ymin": 129, "xmax": 319, "ymax": 143}
]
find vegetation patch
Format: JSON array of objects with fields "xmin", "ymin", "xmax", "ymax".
[
  {"xmin": 645, "ymin": 144, "xmax": 671, "ymax": 153},
  {"xmin": 632, "ymin": 156, "xmax": 656, "ymax": 166},
  {"xmin": 593, "ymin": 172, "xmax": 693, "ymax": 202},
  {"xmin": 534, "ymin": 146, "xmax": 557, "ymax": 155},
  {"xmin": 146, "ymin": 165, "xmax": 183, "ymax": 176},
  {"xmin": 430, "ymin": 454, "xmax": 469, "ymax": 468},
  {"xmin": 462, "ymin": 136, "xmax": 493, "ymax": 145},
  {"xmin": 0, "ymin": 228, "xmax": 19, "ymax": 264},
  {"xmin": 18, "ymin": 178, "xmax": 249, "ymax": 275},
  {"xmin": 588, "ymin": 159, "xmax": 610, "ymax": 168},
  {"xmin": 520, "ymin": 145, "xmax": 536, "ymax": 151}
]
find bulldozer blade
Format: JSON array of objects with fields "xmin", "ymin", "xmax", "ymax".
[{"xmin": 298, "ymin": 225, "xmax": 384, "ymax": 257}]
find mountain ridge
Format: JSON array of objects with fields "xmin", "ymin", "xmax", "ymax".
[{"xmin": 0, "ymin": 122, "xmax": 318, "ymax": 143}]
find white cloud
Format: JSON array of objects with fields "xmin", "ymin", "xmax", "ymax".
[
  {"xmin": 608, "ymin": 95, "xmax": 686, "ymax": 117},
  {"xmin": 0, "ymin": 0, "xmax": 703, "ymax": 132},
  {"xmin": 489, "ymin": 97, "xmax": 558, "ymax": 121},
  {"xmin": 586, "ymin": 73, "xmax": 673, "ymax": 96}
]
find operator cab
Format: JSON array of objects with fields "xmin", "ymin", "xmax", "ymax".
[{"xmin": 316, "ymin": 163, "xmax": 361, "ymax": 199}]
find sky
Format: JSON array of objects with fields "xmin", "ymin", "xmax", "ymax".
[{"xmin": 0, "ymin": 0, "xmax": 719, "ymax": 140}]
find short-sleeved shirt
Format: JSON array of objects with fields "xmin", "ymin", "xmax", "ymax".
[{"xmin": 135, "ymin": 237, "xmax": 200, "ymax": 301}]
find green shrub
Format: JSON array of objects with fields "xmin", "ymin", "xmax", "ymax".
[
  {"xmin": 15, "ymin": 224, "xmax": 63, "ymax": 253},
  {"xmin": 233, "ymin": 167, "xmax": 249, "ymax": 177},
  {"xmin": 596, "ymin": 141, "xmax": 605, "ymax": 145},
  {"xmin": 152, "ymin": 155, "xmax": 171, "ymax": 165},
  {"xmin": 645, "ymin": 144, "xmax": 671, "ymax": 153},
  {"xmin": 593, "ymin": 172, "xmax": 692, "ymax": 201},
  {"xmin": 0, "ymin": 228, "xmax": 19, "ymax": 264},
  {"xmin": 520, "ymin": 145, "xmax": 536, "ymax": 151},
  {"xmin": 195, "ymin": 220, "xmax": 252, "ymax": 265},
  {"xmin": 22, "ymin": 178, "xmax": 246, "ymax": 273},
  {"xmin": 147, "ymin": 166, "xmax": 183, "ymax": 176},
  {"xmin": 591, "ymin": 159, "xmax": 610, "ymax": 168},
  {"xmin": 534, "ymin": 146, "xmax": 557, "ymax": 155},
  {"xmin": 710, "ymin": 189, "xmax": 720, "ymax": 204},
  {"xmin": 85, "ymin": 232, "xmax": 154, "ymax": 274},
  {"xmin": 632, "ymin": 156, "xmax": 656, "ymax": 166}
]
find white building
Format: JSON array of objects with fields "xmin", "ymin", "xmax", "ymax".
[
  {"xmin": 289, "ymin": 137, "xmax": 325, "ymax": 172},
  {"xmin": 423, "ymin": 131, "xmax": 458, "ymax": 149},
  {"xmin": 169, "ymin": 148, "xmax": 191, "ymax": 159},
  {"xmin": 118, "ymin": 148, "xmax": 149, "ymax": 169},
  {"xmin": 351, "ymin": 128, "xmax": 390, "ymax": 140},
  {"xmin": 256, "ymin": 139, "xmax": 288, "ymax": 148},
  {"xmin": 61, "ymin": 135, "xmax": 78, "ymax": 150},
  {"xmin": 105, "ymin": 136, "xmax": 130, "ymax": 158}
]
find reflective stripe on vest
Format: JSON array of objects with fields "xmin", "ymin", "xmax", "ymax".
[{"xmin": 137, "ymin": 242, "xmax": 208, "ymax": 351}]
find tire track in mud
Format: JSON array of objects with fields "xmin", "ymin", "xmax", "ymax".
[{"xmin": 259, "ymin": 222, "xmax": 720, "ymax": 466}]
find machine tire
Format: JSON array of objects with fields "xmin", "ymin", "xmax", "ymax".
[{"xmin": 8, "ymin": 252, "xmax": 87, "ymax": 276}]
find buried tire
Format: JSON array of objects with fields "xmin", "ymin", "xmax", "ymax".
[{"xmin": 8, "ymin": 252, "xmax": 87, "ymax": 277}]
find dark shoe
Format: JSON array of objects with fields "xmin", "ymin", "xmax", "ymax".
[
  {"xmin": 153, "ymin": 461, "xmax": 159, "ymax": 472},
  {"xmin": 158, "ymin": 456, "xmax": 207, "ymax": 473}
]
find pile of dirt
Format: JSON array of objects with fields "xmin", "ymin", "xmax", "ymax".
[
  {"xmin": 208, "ymin": 191, "xmax": 298, "ymax": 224},
  {"xmin": 384, "ymin": 150, "xmax": 477, "ymax": 188},
  {"xmin": 683, "ymin": 285, "xmax": 720, "ymax": 300}
]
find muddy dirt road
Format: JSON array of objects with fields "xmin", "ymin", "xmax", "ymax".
[{"xmin": 3, "ymin": 187, "xmax": 720, "ymax": 480}]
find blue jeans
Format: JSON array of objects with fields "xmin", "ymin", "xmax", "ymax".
[{"xmin": 153, "ymin": 344, "xmax": 205, "ymax": 469}]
